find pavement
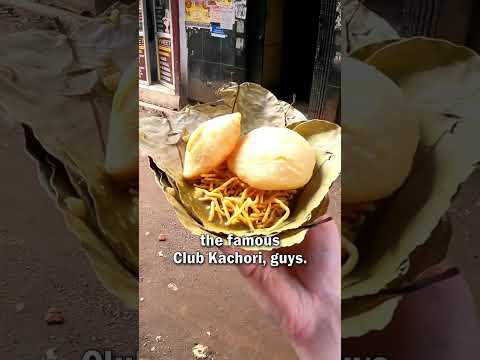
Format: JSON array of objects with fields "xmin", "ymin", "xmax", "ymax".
[
  {"xmin": 0, "ymin": 9, "xmax": 137, "ymax": 359},
  {"xmin": 0, "ymin": 123, "xmax": 137, "ymax": 359}
]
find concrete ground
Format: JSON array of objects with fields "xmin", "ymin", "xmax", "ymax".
[
  {"xmin": 0, "ymin": 124, "xmax": 137, "ymax": 359},
  {"xmin": 0, "ymin": 8, "xmax": 137, "ymax": 359}
]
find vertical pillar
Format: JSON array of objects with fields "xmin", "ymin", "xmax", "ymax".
[{"xmin": 308, "ymin": 0, "xmax": 340, "ymax": 122}]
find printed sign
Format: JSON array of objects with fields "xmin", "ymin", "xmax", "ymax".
[
  {"xmin": 185, "ymin": 0, "xmax": 211, "ymax": 28},
  {"xmin": 139, "ymin": 36, "xmax": 147, "ymax": 82},
  {"xmin": 235, "ymin": 37, "xmax": 244, "ymax": 50},
  {"xmin": 157, "ymin": 37, "xmax": 174, "ymax": 86},
  {"xmin": 235, "ymin": 19, "xmax": 244, "ymax": 33},
  {"xmin": 212, "ymin": 0, "xmax": 233, "ymax": 7},
  {"xmin": 139, "ymin": 1, "xmax": 148, "ymax": 83},
  {"xmin": 139, "ymin": 1, "xmax": 144, "ymax": 31},
  {"xmin": 210, "ymin": 4, "xmax": 234, "ymax": 30},
  {"xmin": 210, "ymin": 22, "xmax": 227, "ymax": 38}
]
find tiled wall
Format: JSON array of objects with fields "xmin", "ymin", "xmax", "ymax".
[{"xmin": 186, "ymin": 25, "xmax": 247, "ymax": 102}]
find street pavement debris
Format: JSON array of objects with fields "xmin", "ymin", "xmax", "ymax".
[
  {"xmin": 15, "ymin": 302, "xmax": 25, "ymax": 313},
  {"xmin": 167, "ymin": 283, "xmax": 178, "ymax": 291},
  {"xmin": 45, "ymin": 308, "xmax": 64, "ymax": 325},
  {"xmin": 192, "ymin": 344, "xmax": 211, "ymax": 359},
  {"xmin": 43, "ymin": 348, "xmax": 58, "ymax": 360},
  {"xmin": 158, "ymin": 233, "xmax": 167, "ymax": 241}
]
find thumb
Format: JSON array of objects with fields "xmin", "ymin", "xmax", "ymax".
[{"xmin": 219, "ymin": 245, "xmax": 307, "ymax": 328}]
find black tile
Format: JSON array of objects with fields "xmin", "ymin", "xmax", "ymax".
[
  {"xmin": 188, "ymin": 59, "xmax": 203, "ymax": 82},
  {"xmin": 221, "ymin": 31, "xmax": 236, "ymax": 66},
  {"xmin": 203, "ymin": 62, "xmax": 222, "ymax": 82},
  {"xmin": 235, "ymin": 51, "xmax": 246, "ymax": 68},
  {"xmin": 186, "ymin": 28, "xmax": 203, "ymax": 60},
  {"xmin": 203, "ymin": 32, "xmax": 222, "ymax": 63},
  {"xmin": 222, "ymin": 65, "xmax": 246, "ymax": 83}
]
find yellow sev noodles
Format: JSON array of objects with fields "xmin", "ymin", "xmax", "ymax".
[
  {"xmin": 192, "ymin": 164, "xmax": 296, "ymax": 231},
  {"xmin": 341, "ymin": 237, "xmax": 359, "ymax": 278},
  {"xmin": 341, "ymin": 202, "xmax": 377, "ymax": 277}
]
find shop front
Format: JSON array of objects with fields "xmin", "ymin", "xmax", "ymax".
[
  {"xmin": 140, "ymin": 0, "xmax": 339, "ymax": 122},
  {"xmin": 139, "ymin": 0, "xmax": 181, "ymax": 108}
]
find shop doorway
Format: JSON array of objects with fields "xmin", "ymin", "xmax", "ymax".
[
  {"xmin": 184, "ymin": 1, "xmax": 324, "ymax": 107},
  {"xmin": 184, "ymin": 0, "xmax": 266, "ymax": 103},
  {"xmin": 277, "ymin": 2, "xmax": 321, "ymax": 105}
]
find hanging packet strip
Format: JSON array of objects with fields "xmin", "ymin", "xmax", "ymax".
[{"xmin": 235, "ymin": 0, "xmax": 247, "ymax": 19}]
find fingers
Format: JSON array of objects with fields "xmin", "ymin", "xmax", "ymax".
[
  {"xmin": 218, "ymin": 244, "xmax": 260, "ymax": 278},
  {"xmin": 289, "ymin": 217, "xmax": 341, "ymax": 296},
  {"xmin": 219, "ymin": 214, "xmax": 341, "ymax": 298},
  {"xmin": 219, "ymin": 244, "xmax": 306, "ymax": 327},
  {"xmin": 217, "ymin": 217, "xmax": 341, "ymax": 338}
]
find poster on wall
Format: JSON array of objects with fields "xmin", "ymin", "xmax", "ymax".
[
  {"xmin": 212, "ymin": 0, "xmax": 233, "ymax": 7},
  {"xmin": 209, "ymin": 4, "xmax": 234, "ymax": 30},
  {"xmin": 185, "ymin": 0, "xmax": 211, "ymax": 28},
  {"xmin": 185, "ymin": 0, "xmax": 236, "ymax": 30}
]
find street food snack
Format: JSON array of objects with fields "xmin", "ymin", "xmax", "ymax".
[
  {"xmin": 105, "ymin": 61, "xmax": 139, "ymax": 182},
  {"xmin": 341, "ymin": 57, "xmax": 419, "ymax": 277},
  {"xmin": 329, "ymin": 38, "xmax": 480, "ymax": 338},
  {"xmin": 183, "ymin": 118, "xmax": 317, "ymax": 231},
  {"xmin": 192, "ymin": 164, "xmax": 297, "ymax": 232},
  {"xmin": 183, "ymin": 112, "xmax": 241, "ymax": 179},
  {"xmin": 143, "ymin": 82, "xmax": 340, "ymax": 248},
  {"xmin": 227, "ymin": 127, "xmax": 316, "ymax": 190}
]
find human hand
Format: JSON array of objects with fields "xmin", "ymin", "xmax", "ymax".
[{"xmin": 221, "ymin": 215, "xmax": 341, "ymax": 360}]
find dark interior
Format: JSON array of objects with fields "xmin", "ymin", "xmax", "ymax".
[
  {"xmin": 185, "ymin": 1, "xmax": 321, "ymax": 104},
  {"xmin": 277, "ymin": 1, "xmax": 321, "ymax": 102}
]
